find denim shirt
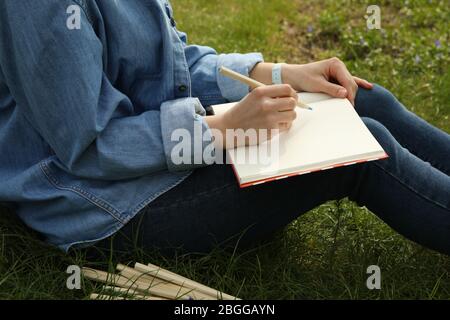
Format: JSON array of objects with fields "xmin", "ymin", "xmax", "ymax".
[{"xmin": 0, "ymin": 0, "xmax": 263, "ymax": 251}]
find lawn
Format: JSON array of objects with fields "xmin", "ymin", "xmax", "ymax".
[{"xmin": 0, "ymin": 0, "xmax": 449, "ymax": 299}]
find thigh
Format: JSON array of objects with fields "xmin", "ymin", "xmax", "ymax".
[
  {"xmin": 95, "ymin": 117, "xmax": 450, "ymax": 256},
  {"xmin": 108, "ymin": 163, "xmax": 360, "ymax": 254},
  {"xmin": 355, "ymin": 117, "xmax": 450, "ymax": 255},
  {"xmin": 355, "ymin": 84, "xmax": 450, "ymax": 175},
  {"xmin": 141, "ymin": 117, "xmax": 450, "ymax": 255}
]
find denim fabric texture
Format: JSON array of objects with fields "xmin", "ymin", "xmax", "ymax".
[
  {"xmin": 97, "ymin": 85, "xmax": 450, "ymax": 256},
  {"xmin": 0, "ymin": 0, "xmax": 263, "ymax": 250}
]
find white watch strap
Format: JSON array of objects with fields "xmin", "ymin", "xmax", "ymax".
[{"xmin": 272, "ymin": 63, "xmax": 283, "ymax": 85}]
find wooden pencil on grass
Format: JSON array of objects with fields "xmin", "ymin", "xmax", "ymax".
[
  {"xmin": 135, "ymin": 262, "xmax": 238, "ymax": 300},
  {"xmin": 90, "ymin": 293, "xmax": 125, "ymax": 300},
  {"xmin": 116, "ymin": 264, "xmax": 215, "ymax": 300},
  {"xmin": 102, "ymin": 285, "xmax": 168, "ymax": 300},
  {"xmin": 83, "ymin": 267, "xmax": 196, "ymax": 300},
  {"xmin": 83, "ymin": 262, "xmax": 239, "ymax": 301}
]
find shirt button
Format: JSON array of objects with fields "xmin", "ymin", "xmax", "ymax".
[
  {"xmin": 178, "ymin": 85, "xmax": 187, "ymax": 92},
  {"xmin": 170, "ymin": 18, "xmax": 176, "ymax": 27}
]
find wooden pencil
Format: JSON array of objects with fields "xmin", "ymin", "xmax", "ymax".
[
  {"xmin": 82, "ymin": 267, "xmax": 195, "ymax": 300},
  {"xmin": 102, "ymin": 285, "xmax": 169, "ymax": 300},
  {"xmin": 219, "ymin": 66, "xmax": 312, "ymax": 110},
  {"xmin": 83, "ymin": 262, "xmax": 240, "ymax": 301},
  {"xmin": 136, "ymin": 262, "xmax": 238, "ymax": 300},
  {"xmin": 90, "ymin": 293, "xmax": 125, "ymax": 300},
  {"xmin": 117, "ymin": 264, "xmax": 214, "ymax": 300}
]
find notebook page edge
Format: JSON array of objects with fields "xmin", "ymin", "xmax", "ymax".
[{"xmin": 236, "ymin": 149, "xmax": 388, "ymax": 185}]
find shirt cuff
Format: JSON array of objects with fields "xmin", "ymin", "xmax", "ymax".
[
  {"xmin": 160, "ymin": 97, "xmax": 215, "ymax": 172},
  {"xmin": 216, "ymin": 52, "xmax": 264, "ymax": 102}
]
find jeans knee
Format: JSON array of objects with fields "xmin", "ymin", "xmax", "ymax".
[
  {"xmin": 362, "ymin": 117, "xmax": 397, "ymax": 156},
  {"xmin": 356, "ymin": 84, "xmax": 402, "ymax": 119}
]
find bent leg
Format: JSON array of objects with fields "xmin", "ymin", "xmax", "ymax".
[
  {"xmin": 351, "ymin": 118, "xmax": 450, "ymax": 254},
  {"xmin": 355, "ymin": 84, "xmax": 450, "ymax": 175},
  {"xmin": 100, "ymin": 163, "xmax": 356, "ymax": 255},
  {"xmin": 96, "ymin": 120, "xmax": 450, "ymax": 256}
]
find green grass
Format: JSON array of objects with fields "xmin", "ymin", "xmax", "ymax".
[{"xmin": 0, "ymin": 0, "xmax": 449, "ymax": 299}]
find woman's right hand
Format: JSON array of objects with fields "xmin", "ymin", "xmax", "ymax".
[
  {"xmin": 223, "ymin": 84, "xmax": 298, "ymax": 146},
  {"xmin": 205, "ymin": 84, "xmax": 298, "ymax": 149}
]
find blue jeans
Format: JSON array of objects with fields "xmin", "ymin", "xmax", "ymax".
[{"xmin": 96, "ymin": 85, "xmax": 450, "ymax": 256}]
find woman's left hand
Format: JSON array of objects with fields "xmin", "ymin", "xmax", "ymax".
[{"xmin": 282, "ymin": 57, "xmax": 373, "ymax": 106}]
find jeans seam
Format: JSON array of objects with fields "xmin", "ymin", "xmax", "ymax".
[{"xmin": 373, "ymin": 161, "xmax": 449, "ymax": 211}]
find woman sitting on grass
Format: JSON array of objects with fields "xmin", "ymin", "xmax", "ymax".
[{"xmin": 0, "ymin": 0, "xmax": 449, "ymax": 256}]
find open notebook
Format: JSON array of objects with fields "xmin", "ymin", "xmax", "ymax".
[{"xmin": 212, "ymin": 93, "xmax": 388, "ymax": 188}]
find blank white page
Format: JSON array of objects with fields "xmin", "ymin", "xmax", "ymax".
[{"xmin": 213, "ymin": 95, "xmax": 387, "ymax": 185}]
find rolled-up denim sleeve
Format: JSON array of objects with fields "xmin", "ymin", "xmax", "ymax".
[
  {"xmin": 179, "ymin": 32, "xmax": 264, "ymax": 106},
  {"xmin": 216, "ymin": 53, "xmax": 265, "ymax": 101},
  {"xmin": 160, "ymin": 97, "xmax": 214, "ymax": 172},
  {"xmin": 0, "ymin": 0, "xmax": 212, "ymax": 179}
]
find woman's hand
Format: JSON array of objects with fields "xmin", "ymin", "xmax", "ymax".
[
  {"xmin": 282, "ymin": 58, "xmax": 373, "ymax": 105},
  {"xmin": 205, "ymin": 84, "xmax": 298, "ymax": 148}
]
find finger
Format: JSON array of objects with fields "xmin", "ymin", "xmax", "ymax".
[
  {"xmin": 274, "ymin": 110, "xmax": 297, "ymax": 123},
  {"xmin": 329, "ymin": 60, "xmax": 358, "ymax": 102},
  {"xmin": 269, "ymin": 97, "xmax": 298, "ymax": 112},
  {"xmin": 277, "ymin": 122, "xmax": 293, "ymax": 133},
  {"xmin": 320, "ymin": 80, "xmax": 348, "ymax": 98},
  {"xmin": 253, "ymin": 84, "xmax": 297, "ymax": 99},
  {"xmin": 335, "ymin": 68, "xmax": 357, "ymax": 101},
  {"xmin": 354, "ymin": 76, "xmax": 374, "ymax": 89}
]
